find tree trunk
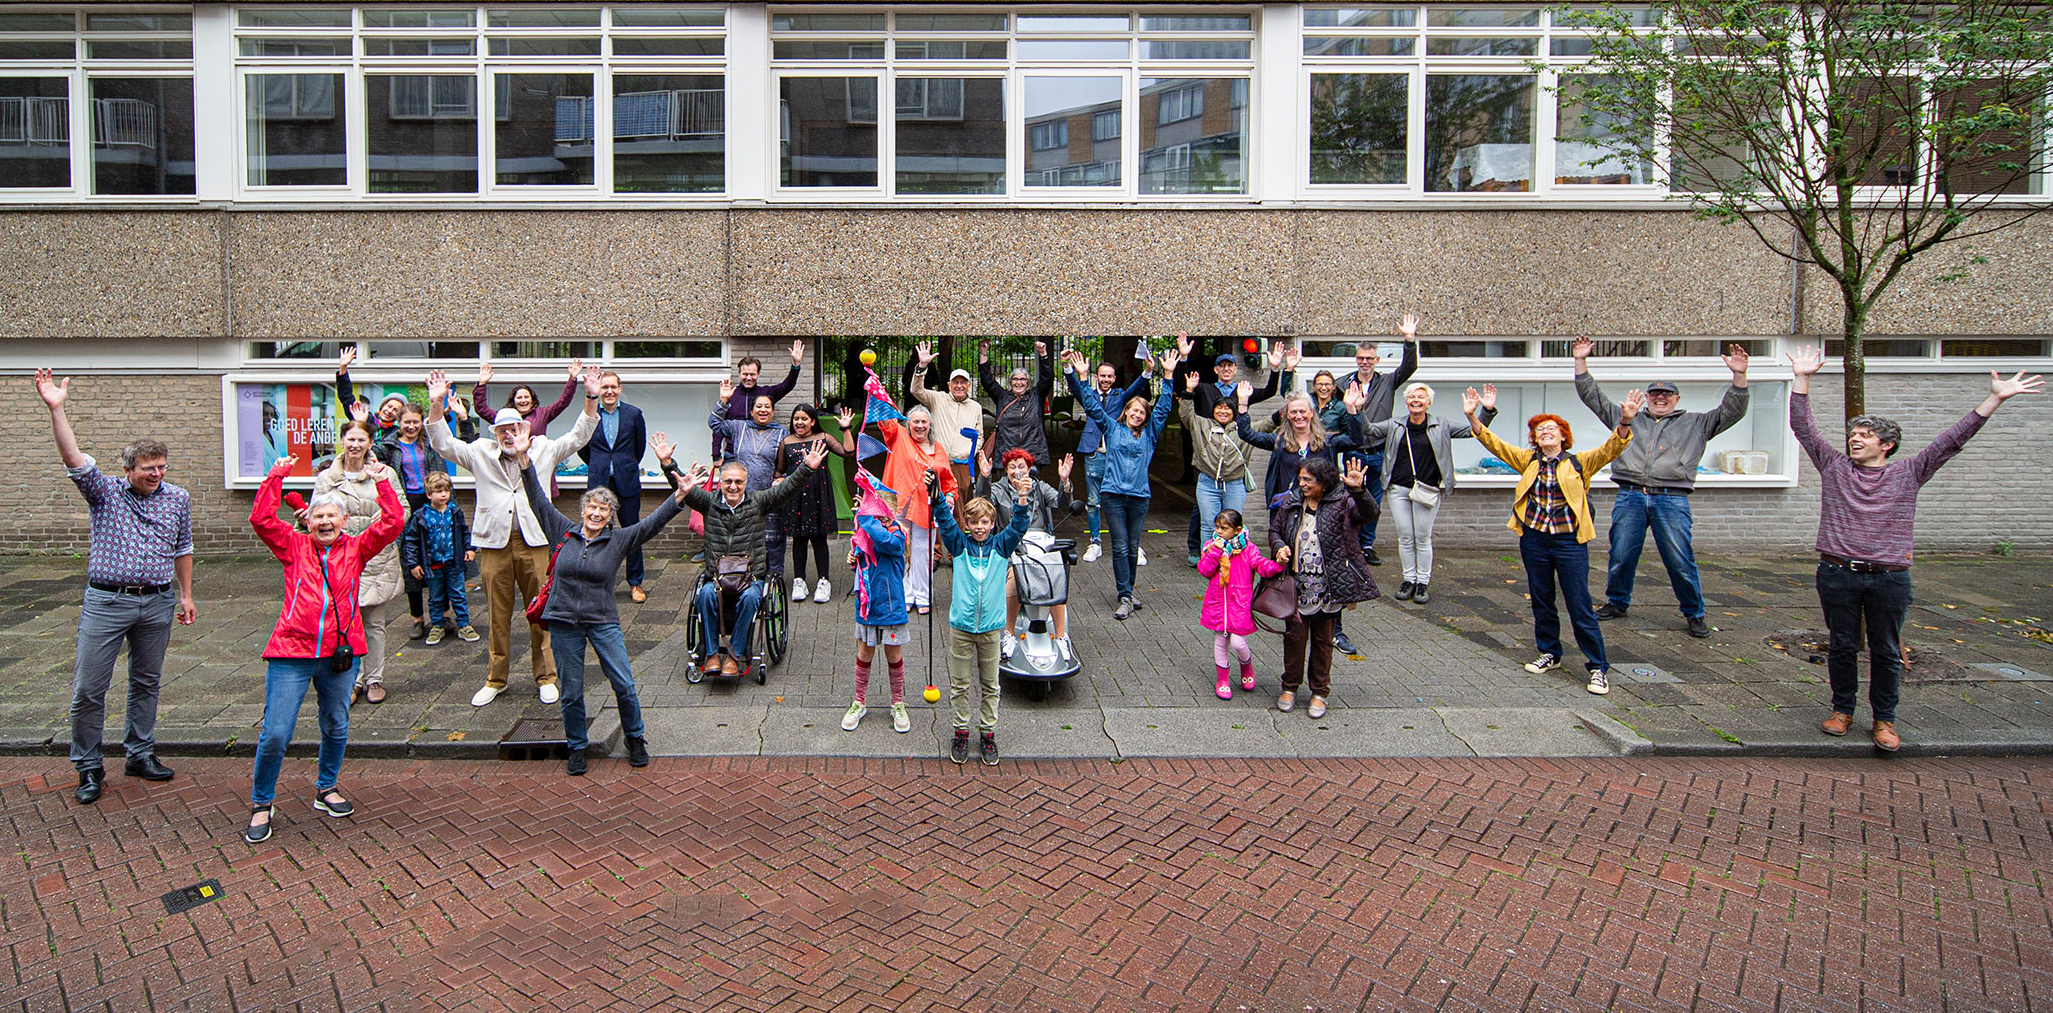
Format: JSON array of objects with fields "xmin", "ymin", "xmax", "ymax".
[{"xmin": 1839, "ymin": 289, "xmax": 1868, "ymax": 421}]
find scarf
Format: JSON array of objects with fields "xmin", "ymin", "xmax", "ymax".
[{"xmin": 1214, "ymin": 531, "xmax": 1249, "ymax": 587}]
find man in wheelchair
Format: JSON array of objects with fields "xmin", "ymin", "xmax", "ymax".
[{"xmin": 666, "ymin": 442, "xmax": 826, "ymax": 677}]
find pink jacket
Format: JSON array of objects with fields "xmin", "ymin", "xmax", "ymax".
[{"xmin": 1199, "ymin": 541, "xmax": 1284, "ymax": 636}]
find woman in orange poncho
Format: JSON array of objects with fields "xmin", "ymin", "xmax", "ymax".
[{"xmin": 876, "ymin": 404, "xmax": 958, "ymax": 613}]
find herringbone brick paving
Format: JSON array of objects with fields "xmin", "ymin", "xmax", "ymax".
[{"xmin": 5, "ymin": 756, "xmax": 2050, "ymax": 1012}]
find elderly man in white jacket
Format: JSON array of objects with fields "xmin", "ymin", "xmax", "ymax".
[{"xmin": 426, "ymin": 367, "xmax": 601, "ymax": 706}]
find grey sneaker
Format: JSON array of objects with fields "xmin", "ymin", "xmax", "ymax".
[
  {"xmin": 1113, "ymin": 598, "xmax": 1136, "ymax": 621},
  {"xmin": 950, "ymin": 730, "xmax": 971, "ymax": 764},
  {"xmin": 424, "ymin": 626, "xmax": 446, "ymax": 646},
  {"xmin": 891, "ymin": 702, "xmax": 912, "ymax": 734},
  {"xmin": 841, "ymin": 702, "xmax": 866, "ymax": 731},
  {"xmin": 1585, "ymin": 667, "xmax": 1611, "ymax": 695},
  {"xmin": 456, "ymin": 624, "xmax": 480, "ymax": 642},
  {"xmin": 1524, "ymin": 653, "xmax": 1562, "ymax": 674}
]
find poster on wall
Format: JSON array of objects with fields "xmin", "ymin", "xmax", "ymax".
[{"xmin": 227, "ymin": 380, "xmax": 580, "ymax": 485}]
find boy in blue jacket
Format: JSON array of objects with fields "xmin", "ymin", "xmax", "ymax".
[
  {"xmin": 402, "ymin": 472, "xmax": 476, "ymax": 645},
  {"xmin": 931, "ymin": 471, "xmax": 1033, "ymax": 765}
]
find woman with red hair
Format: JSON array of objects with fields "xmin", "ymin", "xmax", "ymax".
[{"xmin": 1462, "ymin": 384, "xmax": 1643, "ymax": 695}]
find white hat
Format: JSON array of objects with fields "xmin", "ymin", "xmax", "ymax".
[
  {"xmin": 492, "ymin": 408, "xmax": 524, "ymax": 428},
  {"xmin": 949, "ymin": 368, "xmax": 972, "ymax": 383}
]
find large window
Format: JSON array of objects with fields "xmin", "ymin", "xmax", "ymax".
[
  {"xmin": 234, "ymin": 5, "xmax": 725, "ymax": 197},
  {"xmin": 773, "ymin": 10, "xmax": 1252, "ymax": 197},
  {"xmin": 0, "ymin": 11, "xmax": 194, "ymax": 195}
]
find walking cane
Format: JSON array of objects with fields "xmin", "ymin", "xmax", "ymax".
[{"xmin": 922, "ymin": 468, "xmax": 941, "ymax": 704}]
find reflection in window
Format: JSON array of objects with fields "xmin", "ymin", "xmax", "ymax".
[
  {"xmin": 1663, "ymin": 339, "xmax": 1773, "ymax": 357},
  {"xmin": 780, "ymin": 77, "xmax": 877, "ymax": 187},
  {"xmin": 1024, "ymin": 76, "xmax": 1121, "ymax": 187},
  {"xmin": 90, "ymin": 77, "xmax": 196, "ymax": 195},
  {"xmin": 1936, "ymin": 81, "xmax": 2042, "ymax": 196},
  {"xmin": 497, "ymin": 73, "xmax": 593, "ymax": 185},
  {"xmin": 245, "ymin": 73, "xmax": 345, "ymax": 186},
  {"xmin": 1425, "ymin": 74, "xmax": 1533, "ymax": 192},
  {"xmin": 489, "ymin": 340, "xmax": 597, "ymax": 359},
  {"xmin": 1092, "ymin": 108, "xmax": 1120, "ymax": 141},
  {"xmin": 1669, "ymin": 98, "xmax": 1777, "ymax": 193},
  {"xmin": 1140, "ymin": 78, "xmax": 1245, "ymax": 194},
  {"xmin": 1843, "ymin": 77, "xmax": 1919, "ymax": 187},
  {"xmin": 897, "ymin": 77, "xmax": 1004, "ymax": 194},
  {"xmin": 1309, "ymin": 73, "xmax": 1407, "ymax": 185},
  {"xmin": 1420, "ymin": 340, "xmax": 1530, "ymax": 357},
  {"xmin": 1540, "ymin": 338, "xmax": 1649, "ymax": 358},
  {"xmin": 366, "ymin": 74, "xmax": 479, "ymax": 193},
  {"xmin": 1825, "ymin": 339, "xmax": 1932, "ymax": 358},
  {"xmin": 614, "ymin": 339, "xmax": 724, "ymax": 358},
  {"xmin": 1554, "ymin": 74, "xmax": 1652, "ymax": 185},
  {"xmin": 0, "ymin": 77, "xmax": 69, "ymax": 188},
  {"xmin": 1940, "ymin": 338, "xmax": 2052, "ymax": 357},
  {"xmin": 613, "ymin": 73, "xmax": 723, "ymax": 193}
]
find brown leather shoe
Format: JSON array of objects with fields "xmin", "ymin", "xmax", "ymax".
[
  {"xmin": 630, "ymin": 585, "xmax": 647, "ymax": 603},
  {"xmin": 1871, "ymin": 720, "xmax": 1901, "ymax": 752},
  {"xmin": 721, "ymin": 656, "xmax": 742, "ymax": 678},
  {"xmin": 1820, "ymin": 712, "xmax": 1854, "ymax": 737}
]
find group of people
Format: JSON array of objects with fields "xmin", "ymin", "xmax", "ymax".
[{"xmin": 33, "ymin": 323, "xmax": 2041, "ymax": 843}]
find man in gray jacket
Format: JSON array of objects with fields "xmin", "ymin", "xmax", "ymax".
[{"xmin": 1573, "ymin": 337, "xmax": 1751, "ymax": 639}]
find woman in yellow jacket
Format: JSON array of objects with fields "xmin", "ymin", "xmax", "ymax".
[{"xmin": 1462, "ymin": 384, "xmax": 1644, "ymax": 695}]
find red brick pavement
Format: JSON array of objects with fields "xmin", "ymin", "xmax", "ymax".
[{"xmin": 5, "ymin": 756, "xmax": 2051, "ymax": 1012}]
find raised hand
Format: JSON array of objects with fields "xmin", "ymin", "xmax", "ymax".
[
  {"xmin": 1342, "ymin": 383, "xmax": 1368, "ymax": 413},
  {"xmin": 650, "ymin": 430, "xmax": 675, "ymax": 465},
  {"xmin": 915, "ymin": 340, "xmax": 936, "ymax": 366},
  {"xmin": 478, "ymin": 361, "xmax": 494, "ymax": 384},
  {"xmin": 718, "ymin": 377, "xmax": 736, "ymax": 401},
  {"xmin": 1157, "ymin": 347, "xmax": 1181, "ymax": 374},
  {"xmin": 1342, "ymin": 456, "xmax": 1368, "ymax": 489},
  {"xmin": 346, "ymin": 401, "xmax": 369, "ymax": 424},
  {"xmin": 33, "ymin": 368, "xmax": 67, "ymax": 410},
  {"xmin": 1033, "ymin": 340, "xmax": 1048, "ymax": 358},
  {"xmin": 1480, "ymin": 383, "xmax": 1498, "ymax": 409},
  {"xmin": 364, "ymin": 460, "xmax": 392, "ymax": 481},
  {"xmin": 1462, "ymin": 387, "xmax": 1482, "ymax": 416},
  {"xmin": 582, "ymin": 366, "xmax": 603, "ymax": 398},
  {"xmin": 1621, "ymin": 389, "xmax": 1647, "ymax": 421},
  {"xmin": 790, "ymin": 339, "xmax": 805, "ymax": 365},
  {"xmin": 1398, "ymin": 313, "xmax": 1419, "ymax": 340},
  {"xmin": 508, "ymin": 421, "xmax": 533, "ymax": 460},
  {"xmin": 1786, "ymin": 345, "xmax": 1825, "ymax": 376},
  {"xmin": 448, "ymin": 396, "xmax": 469, "ymax": 422},
  {"xmin": 978, "ymin": 340, "xmax": 991, "ymax": 363},
  {"xmin": 425, "ymin": 369, "xmax": 450, "ymax": 406},
  {"xmin": 1176, "ymin": 333, "xmax": 1194, "ymax": 359},
  {"xmin": 976, "ymin": 445, "xmax": 992, "ymax": 478},
  {"xmin": 337, "ymin": 345, "xmax": 357, "ymax": 373},
  {"xmin": 685, "ymin": 462, "xmax": 710, "ymax": 487},
  {"xmin": 1266, "ymin": 344, "xmax": 1285, "ymax": 371},
  {"xmin": 837, "ymin": 405, "xmax": 855, "ymax": 429},
  {"xmin": 802, "ymin": 439, "xmax": 829, "ymax": 470},
  {"xmin": 1185, "ymin": 371, "xmax": 1201, "ymax": 393},
  {"xmin": 268, "ymin": 454, "xmax": 299, "ymax": 478},
  {"xmin": 567, "ymin": 356, "xmax": 585, "ymax": 380},
  {"xmin": 1571, "ymin": 336, "xmax": 1595, "ymax": 360},
  {"xmin": 1723, "ymin": 343, "xmax": 1750, "ymax": 377},
  {"xmin": 1991, "ymin": 369, "xmax": 2045, "ymax": 401},
  {"xmin": 1235, "ymin": 380, "xmax": 1254, "ymax": 406},
  {"xmin": 1058, "ymin": 453, "xmax": 1074, "ymax": 485},
  {"xmin": 1282, "ymin": 345, "xmax": 1301, "ymax": 369}
]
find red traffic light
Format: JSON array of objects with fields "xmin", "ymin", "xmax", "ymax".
[{"xmin": 1240, "ymin": 338, "xmax": 1260, "ymax": 354}]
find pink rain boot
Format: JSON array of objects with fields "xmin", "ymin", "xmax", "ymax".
[
  {"xmin": 1239, "ymin": 662, "xmax": 1256, "ymax": 693},
  {"xmin": 1214, "ymin": 667, "xmax": 1233, "ymax": 700}
]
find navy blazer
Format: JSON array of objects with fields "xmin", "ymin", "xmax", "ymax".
[{"xmin": 580, "ymin": 402, "xmax": 647, "ymax": 495}]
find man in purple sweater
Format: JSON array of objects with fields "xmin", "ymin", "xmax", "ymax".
[{"xmin": 1788, "ymin": 346, "xmax": 2042, "ymax": 752}]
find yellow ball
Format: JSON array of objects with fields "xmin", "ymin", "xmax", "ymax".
[
  {"xmin": 859, "ymin": 349, "xmax": 877, "ymax": 366},
  {"xmin": 922, "ymin": 684, "xmax": 941, "ymax": 704}
]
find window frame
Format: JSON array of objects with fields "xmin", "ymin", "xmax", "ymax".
[{"xmin": 0, "ymin": 7, "xmax": 196, "ymax": 200}]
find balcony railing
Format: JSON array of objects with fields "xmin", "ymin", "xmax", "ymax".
[{"xmin": 555, "ymin": 88, "xmax": 723, "ymax": 143}]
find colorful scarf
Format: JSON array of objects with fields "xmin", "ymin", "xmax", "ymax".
[{"xmin": 1214, "ymin": 531, "xmax": 1250, "ymax": 587}]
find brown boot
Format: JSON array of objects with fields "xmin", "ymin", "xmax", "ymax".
[
  {"xmin": 1871, "ymin": 720, "xmax": 1901, "ymax": 752},
  {"xmin": 1819, "ymin": 712, "xmax": 1854, "ymax": 737}
]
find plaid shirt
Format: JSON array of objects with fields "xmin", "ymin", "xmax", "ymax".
[
  {"xmin": 68, "ymin": 455, "xmax": 192, "ymax": 586},
  {"xmin": 1520, "ymin": 455, "xmax": 1577, "ymax": 535}
]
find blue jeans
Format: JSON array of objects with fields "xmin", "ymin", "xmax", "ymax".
[
  {"xmin": 1353, "ymin": 451, "xmax": 1385, "ymax": 551},
  {"xmin": 1605, "ymin": 488, "xmax": 1705, "ymax": 618},
  {"xmin": 1817, "ymin": 563, "xmax": 1913, "ymax": 723},
  {"xmin": 1101, "ymin": 492, "xmax": 1149, "ymax": 600},
  {"xmin": 615, "ymin": 488, "xmax": 645, "ymax": 588},
  {"xmin": 550, "ymin": 622, "xmax": 645, "ymax": 752},
  {"xmin": 423, "ymin": 564, "xmax": 469, "ymax": 627},
  {"xmin": 1195, "ymin": 475, "xmax": 1247, "ymax": 547},
  {"xmin": 1083, "ymin": 453, "xmax": 1106, "ymax": 542},
  {"xmin": 250, "ymin": 657, "xmax": 355, "ymax": 806},
  {"xmin": 696, "ymin": 579, "xmax": 764, "ymax": 659},
  {"xmin": 69, "ymin": 587, "xmax": 174, "ymax": 770},
  {"xmin": 1519, "ymin": 529, "xmax": 1607, "ymax": 671}
]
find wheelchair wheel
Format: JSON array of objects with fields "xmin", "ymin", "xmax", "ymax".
[
  {"xmin": 684, "ymin": 583, "xmax": 706, "ymax": 684},
  {"xmin": 764, "ymin": 581, "xmax": 790, "ymax": 665}
]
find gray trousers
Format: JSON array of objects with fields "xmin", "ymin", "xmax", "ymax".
[{"xmin": 70, "ymin": 587, "xmax": 175, "ymax": 770}]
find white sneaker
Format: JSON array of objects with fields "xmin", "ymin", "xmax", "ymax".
[
  {"xmin": 470, "ymin": 684, "xmax": 501, "ymax": 707},
  {"xmin": 813, "ymin": 578, "xmax": 832, "ymax": 603},
  {"xmin": 1081, "ymin": 542, "xmax": 1102, "ymax": 563},
  {"xmin": 841, "ymin": 701, "xmax": 866, "ymax": 731},
  {"xmin": 1137, "ymin": 547, "xmax": 1148, "ymax": 566},
  {"xmin": 891, "ymin": 702, "xmax": 911, "ymax": 734},
  {"xmin": 1002, "ymin": 633, "xmax": 1018, "ymax": 657},
  {"xmin": 792, "ymin": 577, "xmax": 807, "ymax": 601},
  {"xmin": 539, "ymin": 683, "xmax": 560, "ymax": 705}
]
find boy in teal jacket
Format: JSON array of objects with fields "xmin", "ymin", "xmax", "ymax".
[{"xmin": 931, "ymin": 471, "xmax": 1032, "ymax": 765}]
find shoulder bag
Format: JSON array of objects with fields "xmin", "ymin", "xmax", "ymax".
[
  {"xmin": 715, "ymin": 553, "xmax": 754, "ymax": 594},
  {"xmin": 1402, "ymin": 426, "xmax": 1442, "ymax": 508},
  {"xmin": 1251, "ymin": 505, "xmax": 1304, "ymax": 631},
  {"xmin": 525, "ymin": 533, "xmax": 573, "ymax": 625}
]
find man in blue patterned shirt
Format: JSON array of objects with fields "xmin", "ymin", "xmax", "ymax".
[{"xmin": 37, "ymin": 370, "xmax": 195, "ymax": 805}]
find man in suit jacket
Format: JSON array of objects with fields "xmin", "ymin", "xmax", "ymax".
[{"xmin": 580, "ymin": 371, "xmax": 650, "ymax": 601}]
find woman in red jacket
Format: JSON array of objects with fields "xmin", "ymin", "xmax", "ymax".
[{"xmin": 243, "ymin": 455, "xmax": 404, "ymax": 844}]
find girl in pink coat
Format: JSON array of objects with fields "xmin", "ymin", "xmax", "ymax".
[{"xmin": 1198, "ymin": 509, "xmax": 1284, "ymax": 700}]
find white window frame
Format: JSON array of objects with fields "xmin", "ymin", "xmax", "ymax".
[{"xmin": 0, "ymin": 7, "xmax": 196, "ymax": 201}]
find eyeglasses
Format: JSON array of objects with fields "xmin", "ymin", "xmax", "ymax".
[{"xmin": 132, "ymin": 464, "xmax": 170, "ymax": 475}]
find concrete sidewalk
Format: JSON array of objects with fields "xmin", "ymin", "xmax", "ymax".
[{"xmin": 3, "ymin": 526, "xmax": 2049, "ymax": 761}]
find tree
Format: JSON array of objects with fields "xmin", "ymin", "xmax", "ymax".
[{"xmin": 1558, "ymin": 1, "xmax": 2053, "ymax": 417}]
